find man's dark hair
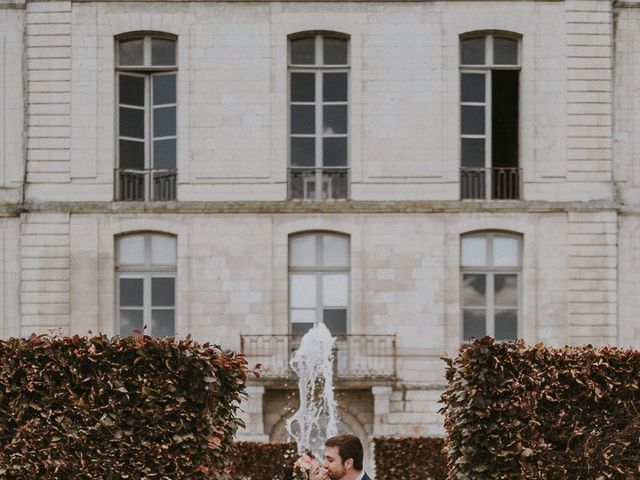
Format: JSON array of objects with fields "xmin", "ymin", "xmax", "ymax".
[{"xmin": 325, "ymin": 434, "xmax": 363, "ymax": 471}]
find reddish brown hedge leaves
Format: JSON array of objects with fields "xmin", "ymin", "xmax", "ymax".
[
  {"xmin": 227, "ymin": 441, "xmax": 297, "ymax": 480},
  {"xmin": 440, "ymin": 338, "xmax": 640, "ymax": 479},
  {"xmin": 374, "ymin": 437, "xmax": 447, "ymax": 480},
  {"xmin": 0, "ymin": 334, "xmax": 251, "ymax": 479}
]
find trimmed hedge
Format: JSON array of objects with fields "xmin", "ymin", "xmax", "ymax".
[
  {"xmin": 227, "ymin": 441, "xmax": 297, "ymax": 480},
  {"xmin": 374, "ymin": 437, "xmax": 447, "ymax": 480},
  {"xmin": 0, "ymin": 334, "xmax": 252, "ymax": 479},
  {"xmin": 440, "ymin": 337, "xmax": 640, "ymax": 479}
]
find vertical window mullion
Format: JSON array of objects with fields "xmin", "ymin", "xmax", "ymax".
[
  {"xmin": 316, "ymin": 70, "xmax": 323, "ymax": 200},
  {"xmin": 316, "ymin": 234, "xmax": 323, "ymax": 325},
  {"xmin": 143, "ymin": 274, "xmax": 151, "ymax": 336},
  {"xmin": 143, "ymin": 36, "xmax": 151, "ymax": 67},
  {"xmin": 487, "ymin": 272, "xmax": 495, "ymax": 337},
  {"xmin": 315, "ymin": 39, "xmax": 323, "ymax": 198},
  {"xmin": 487, "ymin": 35, "xmax": 494, "ymax": 66},
  {"xmin": 486, "ymin": 69, "xmax": 493, "ymax": 199},
  {"xmin": 144, "ymin": 75, "xmax": 151, "ymax": 200}
]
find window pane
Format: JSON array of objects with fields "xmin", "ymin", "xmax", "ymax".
[
  {"xmin": 322, "ymin": 274, "xmax": 348, "ymax": 307},
  {"xmin": 151, "ymin": 38, "xmax": 176, "ymax": 66},
  {"xmin": 493, "ymin": 236, "xmax": 520, "ymax": 267},
  {"xmin": 462, "ymin": 274, "xmax": 486, "ymax": 307},
  {"xmin": 463, "ymin": 309, "xmax": 486, "ymax": 341},
  {"xmin": 153, "ymin": 139, "xmax": 176, "ymax": 169},
  {"xmin": 323, "ymin": 73, "xmax": 347, "ymax": 102},
  {"xmin": 291, "ymin": 37, "xmax": 315, "ymax": 65},
  {"xmin": 323, "ymin": 137, "xmax": 347, "ymax": 167},
  {"xmin": 152, "ymin": 309, "xmax": 175, "ymax": 337},
  {"xmin": 290, "ymin": 235, "xmax": 317, "ymax": 268},
  {"xmin": 324, "ymin": 309, "xmax": 346, "ymax": 336},
  {"xmin": 323, "ymin": 37, "xmax": 348, "ymax": 65},
  {"xmin": 494, "ymin": 37, "xmax": 518, "ymax": 65},
  {"xmin": 291, "ymin": 73, "xmax": 315, "ymax": 102},
  {"xmin": 153, "ymin": 74, "xmax": 176, "ymax": 105},
  {"xmin": 290, "ymin": 274, "xmax": 317, "ymax": 308},
  {"xmin": 323, "ymin": 105, "xmax": 347, "ymax": 135},
  {"xmin": 119, "ymin": 107, "xmax": 144, "ymax": 139},
  {"xmin": 118, "ymin": 38, "xmax": 143, "ymax": 66},
  {"xmin": 291, "ymin": 105, "xmax": 315, "ymax": 135},
  {"xmin": 118, "ymin": 235, "xmax": 145, "ymax": 265},
  {"xmin": 291, "ymin": 309, "xmax": 316, "ymax": 325},
  {"xmin": 322, "ymin": 234, "xmax": 349, "ymax": 267},
  {"xmin": 461, "ymin": 37, "xmax": 485, "ymax": 65},
  {"xmin": 461, "ymin": 138, "xmax": 485, "ymax": 168},
  {"xmin": 151, "ymin": 235, "xmax": 177, "ymax": 265},
  {"xmin": 153, "ymin": 106, "xmax": 176, "ymax": 138},
  {"xmin": 461, "ymin": 105, "xmax": 485, "ymax": 135},
  {"xmin": 495, "ymin": 309, "xmax": 518, "ymax": 340},
  {"xmin": 119, "ymin": 140, "xmax": 144, "ymax": 169},
  {"xmin": 292, "ymin": 322, "xmax": 314, "ymax": 336},
  {"xmin": 152, "ymin": 277, "xmax": 175, "ymax": 307},
  {"xmin": 461, "ymin": 236, "xmax": 487, "ymax": 267},
  {"xmin": 119, "ymin": 75, "xmax": 145, "ymax": 107},
  {"xmin": 120, "ymin": 278, "xmax": 143, "ymax": 306},
  {"xmin": 120, "ymin": 309, "xmax": 143, "ymax": 336},
  {"xmin": 291, "ymin": 137, "xmax": 315, "ymax": 167},
  {"xmin": 495, "ymin": 274, "xmax": 518, "ymax": 306},
  {"xmin": 461, "ymin": 73, "xmax": 485, "ymax": 103}
]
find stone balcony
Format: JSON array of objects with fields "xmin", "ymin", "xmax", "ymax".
[{"xmin": 240, "ymin": 334, "xmax": 396, "ymax": 387}]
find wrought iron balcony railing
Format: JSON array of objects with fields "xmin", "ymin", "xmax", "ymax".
[
  {"xmin": 288, "ymin": 167, "xmax": 349, "ymax": 201},
  {"xmin": 461, "ymin": 167, "xmax": 521, "ymax": 200},
  {"xmin": 240, "ymin": 334, "xmax": 396, "ymax": 381},
  {"xmin": 115, "ymin": 168, "xmax": 177, "ymax": 201}
]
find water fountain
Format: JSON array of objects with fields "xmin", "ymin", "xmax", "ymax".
[{"xmin": 285, "ymin": 323, "xmax": 339, "ymax": 457}]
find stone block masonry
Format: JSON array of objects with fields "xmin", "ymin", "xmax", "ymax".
[
  {"xmin": 26, "ymin": 1, "xmax": 71, "ymax": 185},
  {"xmin": 20, "ymin": 213, "xmax": 70, "ymax": 337}
]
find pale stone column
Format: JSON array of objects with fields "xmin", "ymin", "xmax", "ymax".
[
  {"xmin": 371, "ymin": 386, "xmax": 393, "ymax": 437},
  {"xmin": 236, "ymin": 385, "xmax": 269, "ymax": 442}
]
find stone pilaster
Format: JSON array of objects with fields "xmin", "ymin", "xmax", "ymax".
[{"xmin": 236, "ymin": 385, "xmax": 269, "ymax": 442}]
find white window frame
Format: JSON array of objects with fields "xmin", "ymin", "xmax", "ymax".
[
  {"xmin": 288, "ymin": 232, "xmax": 350, "ymax": 336},
  {"xmin": 116, "ymin": 35, "xmax": 178, "ymax": 201},
  {"xmin": 288, "ymin": 34, "xmax": 350, "ymax": 200},
  {"xmin": 460, "ymin": 34, "xmax": 521, "ymax": 200},
  {"xmin": 116, "ymin": 233, "xmax": 176, "ymax": 337},
  {"xmin": 460, "ymin": 232, "xmax": 522, "ymax": 343}
]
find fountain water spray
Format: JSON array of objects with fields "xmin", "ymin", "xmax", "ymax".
[{"xmin": 285, "ymin": 323, "xmax": 339, "ymax": 457}]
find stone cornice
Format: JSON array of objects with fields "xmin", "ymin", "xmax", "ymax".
[
  {"xmin": 0, "ymin": 199, "xmax": 624, "ymax": 216},
  {"xmin": 0, "ymin": 2, "xmax": 25, "ymax": 9},
  {"xmin": 26, "ymin": 0, "xmax": 566, "ymax": 3},
  {"xmin": 614, "ymin": 1, "xmax": 640, "ymax": 8}
]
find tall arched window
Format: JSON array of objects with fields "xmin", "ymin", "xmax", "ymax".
[
  {"xmin": 289, "ymin": 232, "xmax": 350, "ymax": 335},
  {"xmin": 116, "ymin": 33, "xmax": 177, "ymax": 201},
  {"xmin": 116, "ymin": 233, "xmax": 176, "ymax": 337},
  {"xmin": 461, "ymin": 232, "xmax": 521, "ymax": 341},
  {"xmin": 288, "ymin": 33, "xmax": 349, "ymax": 201},
  {"xmin": 460, "ymin": 33, "xmax": 521, "ymax": 200}
]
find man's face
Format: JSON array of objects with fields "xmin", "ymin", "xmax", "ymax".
[{"xmin": 324, "ymin": 446, "xmax": 347, "ymax": 480}]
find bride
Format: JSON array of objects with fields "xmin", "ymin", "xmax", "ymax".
[{"xmin": 292, "ymin": 454, "xmax": 329, "ymax": 480}]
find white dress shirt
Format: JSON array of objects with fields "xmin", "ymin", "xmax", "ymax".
[{"xmin": 354, "ymin": 472, "xmax": 366, "ymax": 480}]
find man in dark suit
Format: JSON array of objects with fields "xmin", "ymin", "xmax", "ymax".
[{"xmin": 324, "ymin": 434, "xmax": 373, "ymax": 480}]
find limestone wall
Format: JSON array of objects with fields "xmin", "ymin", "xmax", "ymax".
[{"xmin": 17, "ymin": 0, "xmax": 617, "ymax": 203}]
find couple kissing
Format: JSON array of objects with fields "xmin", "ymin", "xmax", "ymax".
[{"xmin": 292, "ymin": 434, "xmax": 373, "ymax": 480}]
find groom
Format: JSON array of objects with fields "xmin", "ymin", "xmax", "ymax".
[{"xmin": 324, "ymin": 434, "xmax": 373, "ymax": 480}]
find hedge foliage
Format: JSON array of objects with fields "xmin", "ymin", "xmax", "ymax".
[
  {"xmin": 440, "ymin": 337, "xmax": 640, "ymax": 479},
  {"xmin": 0, "ymin": 334, "xmax": 253, "ymax": 479},
  {"xmin": 374, "ymin": 437, "xmax": 447, "ymax": 480},
  {"xmin": 227, "ymin": 441, "xmax": 297, "ymax": 480}
]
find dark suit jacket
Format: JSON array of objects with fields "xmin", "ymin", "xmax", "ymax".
[{"xmin": 362, "ymin": 473, "xmax": 373, "ymax": 480}]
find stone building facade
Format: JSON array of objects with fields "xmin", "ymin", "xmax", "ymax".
[{"xmin": 1, "ymin": 0, "xmax": 639, "ymax": 460}]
